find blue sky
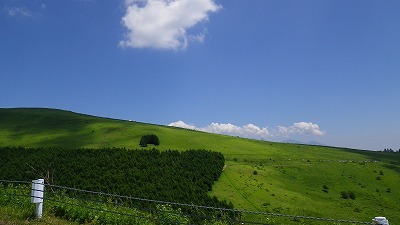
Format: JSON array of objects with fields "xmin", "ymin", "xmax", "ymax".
[{"xmin": 1, "ymin": 0, "xmax": 399, "ymax": 151}]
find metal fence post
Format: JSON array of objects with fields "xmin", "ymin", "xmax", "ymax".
[{"xmin": 31, "ymin": 179, "xmax": 45, "ymax": 219}]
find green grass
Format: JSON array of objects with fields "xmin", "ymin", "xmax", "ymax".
[
  {"xmin": 1, "ymin": 108, "xmax": 399, "ymax": 224},
  {"xmin": 0, "ymin": 183, "xmax": 79, "ymax": 225},
  {"xmin": 0, "ymin": 206, "xmax": 79, "ymax": 225}
]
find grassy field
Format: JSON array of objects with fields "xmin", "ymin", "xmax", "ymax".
[{"xmin": 1, "ymin": 108, "xmax": 399, "ymax": 224}]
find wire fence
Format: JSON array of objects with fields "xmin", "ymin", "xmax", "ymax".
[{"xmin": 0, "ymin": 179, "xmax": 374, "ymax": 225}]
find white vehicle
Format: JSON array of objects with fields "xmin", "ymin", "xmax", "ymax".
[{"xmin": 372, "ymin": 217, "xmax": 389, "ymax": 225}]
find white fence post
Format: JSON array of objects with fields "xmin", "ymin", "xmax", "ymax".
[{"xmin": 31, "ymin": 179, "xmax": 45, "ymax": 219}]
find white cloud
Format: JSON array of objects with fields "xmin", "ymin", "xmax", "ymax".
[
  {"xmin": 168, "ymin": 121, "xmax": 325, "ymax": 140},
  {"xmin": 4, "ymin": 6, "xmax": 32, "ymax": 17},
  {"xmin": 203, "ymin": 123, "xmax": 240, "ymax": 134},
  {"xmin": 168, "ymin": 121, "xmax": 196, "ymax": 130},
  {"xmin": 119, "ymin": 0, "xmax": 221, "ymax": 50},
  {"xmin": 168, "ymin": 121, "xmax": 270, "ymax": 139},
  {"xmin": 278, "ymin": 122, "xmax": 325, "ymax": 136}
]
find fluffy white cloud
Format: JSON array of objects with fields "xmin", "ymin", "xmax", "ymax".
[
  {"xmin": 168, "ymin": 121, "xmax": 270, "ymax": 139},
  {"xmin": 278, "ymin": 122, "xmax": 325, "ymax": 136},
  {"xmin": 168, "ymin": 120, "xmax": 196, "ymax": 130},
  {"xmin": 203, "ymin": 123, "xmax": 241, "ymax": 134},
  {"xmin": 119, "ymin": 0, "xmax": 221, "ymax": 50},
  {"xmin": 168, "ymin": 121, "xmax": 325, "ymax": 140}
]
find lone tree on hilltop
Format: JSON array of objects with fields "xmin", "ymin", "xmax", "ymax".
[{"xmin": 139, "ymin": 134, "xmax": 160, "ymax": 147}]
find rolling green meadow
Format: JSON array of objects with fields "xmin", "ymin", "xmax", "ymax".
[{"xmin": 0, "ymin": 108, "xmax": 399, "ymax": 224}]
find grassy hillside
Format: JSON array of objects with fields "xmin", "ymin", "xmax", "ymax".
[{"xmin": 1, "ymin": 108, "xmax": 399, "ymax": 223}]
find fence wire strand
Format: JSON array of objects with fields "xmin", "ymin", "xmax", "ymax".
[{"xmin": 0, "ymin": 180, "xmax": 374, "ymax": 225}]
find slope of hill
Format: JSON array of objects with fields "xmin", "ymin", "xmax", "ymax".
[{"xmin": 1, "ymin": 108, "xmax": 399, "ymax": 223}]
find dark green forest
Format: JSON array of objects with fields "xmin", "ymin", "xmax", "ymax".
[{"xmin": 0, "ymin": 147, "xmax": 232, "ymax": 210}]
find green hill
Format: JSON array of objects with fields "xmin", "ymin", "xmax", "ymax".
[{"xmin": 1, "ymin": 108, "xmax": 399, "ymax": 223}]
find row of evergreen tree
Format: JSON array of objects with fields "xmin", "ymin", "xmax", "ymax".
[{"xmin": 0, "ymin": 147, "xmax": 232, "ymax": 213}]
